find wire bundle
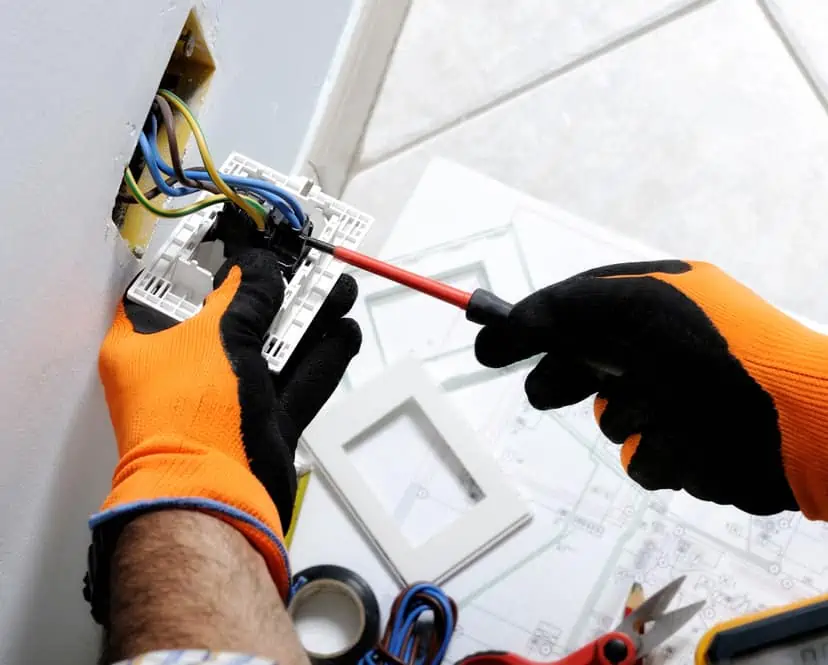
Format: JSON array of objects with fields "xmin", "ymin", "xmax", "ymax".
[
  {"xmin": 362, "ymin": 584, "xmax": 458, "ymax": 665},
  {"xmin": 121, "ymin": 89, "xmax": 304, "ymax": 230}
]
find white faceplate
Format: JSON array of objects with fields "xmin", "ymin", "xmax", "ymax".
[
  {"xmin": 302, "ymin": 358, "xmax": 532, "ymax": 585},
  {"xmin": 127, "ymin": 152, "xmax": 373, "ymax": 372}
]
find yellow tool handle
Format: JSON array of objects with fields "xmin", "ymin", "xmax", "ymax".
[{"xmin": 695, "ymin": 592, "xmax": 828, "ymax": 664}]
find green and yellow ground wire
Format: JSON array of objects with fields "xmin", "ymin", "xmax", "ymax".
[
  {"xmin": 157, "ymin": 89, "xmax": 267, "ymax": 229},
  {"xmin": 122, "ymin": 168, "xmax": 267, "ymax": 220}
]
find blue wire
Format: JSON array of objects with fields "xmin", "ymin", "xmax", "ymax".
[
  {"xmin": 139, "ymin": 115, "xmax": 305, "ymax": 228},
  {"xmin": 137, "ymin": 132, "xmax": 200, "ymax": 198},
  {"xmin": 360, "ymin": 584, "xmax": 456, "ymax": 665},
  {"xmin": 209, "ymin": 173, "xmax": 304, "ymax": 228},
  {"xmin": 150, "ymin": 147, "xmax": 303, "ymax": 228},
  {"xmin": 170, "ymin": 165, "xmax": 303, "ymax": 229},
  {"xmin": 223, "ymin": 172, "xmax": 304, "ymax": 220},
  {"xmin": 147, "ymin": 117, "xmax": 203, "ymax": 199},
  {"xmin": 397, "ymin": 585, "xmax": 454, "ymax": 665},
  {"xmin": 145, "ymin": 116, "xmax": 304, "ymax": 227}
]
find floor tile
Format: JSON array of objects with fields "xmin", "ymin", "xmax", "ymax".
[
  {"xmin": 360, "ymin": 0, "xmax": 701, "ymax": 163},
  {"xmin": 764, "ymin": 0, "xmax": 828, "ymax": 100},
  {"xmin": 344, "ymin": 0, "xmax": 828, "ymax": 320}
]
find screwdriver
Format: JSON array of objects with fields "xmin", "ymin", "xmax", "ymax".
[
  {"xmin": 303, "ymin": 235, "xmax": 624, "ymax": 378},
  {"xmin": 302, "ymin": 236, "xmax": 514, "ymax": 326}
]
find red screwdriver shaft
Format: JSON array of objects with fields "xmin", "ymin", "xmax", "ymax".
[
  {"xmin": 301, "ymin": 235, "xmax": 624, "ymax": 377},
  {"xmin": 302, "ymin": 235, "xmax": 513, "ymax": 326},
  {"xmin": 332, "ymin": 246, "xmax": 472, "ymax": 309}
]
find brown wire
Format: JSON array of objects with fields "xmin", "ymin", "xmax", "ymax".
[
  {"xmin": 372, "ymin": 585, "xmax": 457, "ymax": 665},
  {"xmin": 117, "ymin": 98, "xmax": 219, "ymax": 204},
  {"xmin": 154, "ymin": 95, "xmax": 207, "ymax": 190},
  {"xmin": 372, "ymin": 643, "xmax": 409, "ymax": 665}
]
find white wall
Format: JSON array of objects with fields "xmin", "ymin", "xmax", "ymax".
[{"xmin": 0, "ymin": 1, "xmax": 353, "ymax": 662}]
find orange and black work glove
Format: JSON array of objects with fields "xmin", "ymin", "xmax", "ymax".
[
  {"xmin": 92, "ymin": 249, "xmax": 361, "ymax": 600},
  {"xmin": 475, "ymin": 260, "xmax": 828, "ymax": 518}
]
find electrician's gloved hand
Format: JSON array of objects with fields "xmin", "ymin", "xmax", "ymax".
[
  {"xmin": 476, "ymin": 260, "xmax": 828, "ymax": 518},
  {"xmin": 94, "ymin": 249, "xmax": 361, "ymax": 599}
]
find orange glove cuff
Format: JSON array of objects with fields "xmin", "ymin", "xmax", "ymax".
[
  {"xmin": 657, "ymin": 262, "xmax": 828, "ymax": 519},
  {"xmin": 91, "ymin": 435, "xmax": 291, "ymax": 598}
]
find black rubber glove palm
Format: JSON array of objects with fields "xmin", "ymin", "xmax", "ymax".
[
  {"xmin": 210, "ymin": 250, "xmax": 362, "ymax": 529},
  {"xmin": 197, "ymin": 250, "xmax": 362, "ymax": 530},
  {"xmin": 475, "ymin": 260, "xmax": 828, "ymax": 517}
]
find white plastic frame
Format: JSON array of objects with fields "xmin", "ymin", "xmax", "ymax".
[
  {"xmin": 127, "ymin": 152, "xmax": 373, "ymax": 373},
  {"xmin": 302, "ymin": 359, "xmax": 532, "ymax": 584}
]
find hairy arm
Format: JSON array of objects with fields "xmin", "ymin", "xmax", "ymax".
[{"xmin": 102, "ymin": 511, "xmax": 309, "ymax": 665}]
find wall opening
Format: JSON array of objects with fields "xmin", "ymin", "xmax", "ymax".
[{"xmin": 112, "ymin": 9, "xmax": 215, "ymax": 254}]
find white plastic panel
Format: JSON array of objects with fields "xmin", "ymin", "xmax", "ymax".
[
  {"xmin": 302, "ymin": 358, "xmax": 532, "ymax": 585},
  {"xmin": 127, "ymin": 152, "xmax": 373, "ymax": 372}
]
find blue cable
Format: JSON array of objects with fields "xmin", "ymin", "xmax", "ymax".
[
  {"xmin": 146, "ymin": 116, "xmax": 304, "ymax": 228},
  {"xmin": 360, "ymin": 583, "xmax": 457, "ymax": 665},
  {"xmin": 220, "ymin": 172, "xmax": 304, "ymax": 220},
  {"xmin": 145, "ymin": 117, "xmax": 202, "ymax": 199},
  {"xmin": 137, "ymin": 132, "xmax": 200, "ymax": 198},
  {"xmin": 151, "ymin": 150, "xmax": 303, "ymax": 228},
  {"xmin": 139, "ymin": 115, "xmax": 305, "ymax": 228},
  {"xmin": 207, "ymin": 173, "xmax": 304, "ymax": 228},
  {"xmin": 165, "ymin": 163, "xmax": 303, "ymax": 229}
]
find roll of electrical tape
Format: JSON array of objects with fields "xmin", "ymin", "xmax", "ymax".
[{"xmin": 289, "ymin": 565, "xmax": 380, "ymax": 665}]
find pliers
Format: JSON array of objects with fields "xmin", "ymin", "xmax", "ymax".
[{"xmin": 454, "ymin": 577, "xmax": 703, "ymax": 665}]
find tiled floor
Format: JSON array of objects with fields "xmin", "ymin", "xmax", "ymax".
[{"xmin": 343, "ymin": 0, "xmax": 828, "ymax": 321}]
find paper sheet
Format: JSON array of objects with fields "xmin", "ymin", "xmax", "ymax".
[{"xmin": 290, "ymin": 158, "xmax": 828, "ymax": 664}]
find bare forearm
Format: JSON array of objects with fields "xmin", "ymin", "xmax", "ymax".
[{"xmin": 103, "ymin": 511, "xmax": 309, "ymax": 665}]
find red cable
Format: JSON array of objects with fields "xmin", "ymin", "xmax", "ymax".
[{"xmin": 333, "ymin": 246, "xmax": 473, "ymax": 310}]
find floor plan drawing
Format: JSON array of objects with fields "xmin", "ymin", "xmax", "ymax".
[{"xmin": 291, "ymin": 161, "xmax": 828, "ymax": 664}]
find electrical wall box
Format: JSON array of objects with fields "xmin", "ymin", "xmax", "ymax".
[
  {"xmin": 112, "ymin": 9, "xmax": 215, "ymax": 252},
  {"xmin": 127, "ymin": 152, "xmax": 374, "ymax": 373}
]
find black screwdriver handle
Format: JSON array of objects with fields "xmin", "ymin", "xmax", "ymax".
[
  {"xmin": 465, "ymin": 289, "xmax": 514, "ymax": 326},
  {"xmin": 465, "ymin": 289, "xmax": 623, "ymax": 378}
]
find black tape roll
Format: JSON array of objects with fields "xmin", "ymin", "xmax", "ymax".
[{"xmin": 289, "ymin": 565, "xmax": 380, "ymax": 665}]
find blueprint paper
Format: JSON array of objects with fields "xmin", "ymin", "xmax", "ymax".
[{"xmin": 290, "ymin": 159, "xmax": 828, "ymax": 664}]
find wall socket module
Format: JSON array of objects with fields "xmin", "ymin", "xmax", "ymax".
[{"xmin": 127, "ymin": 152, "xmax": 374, "ymax": 373}]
